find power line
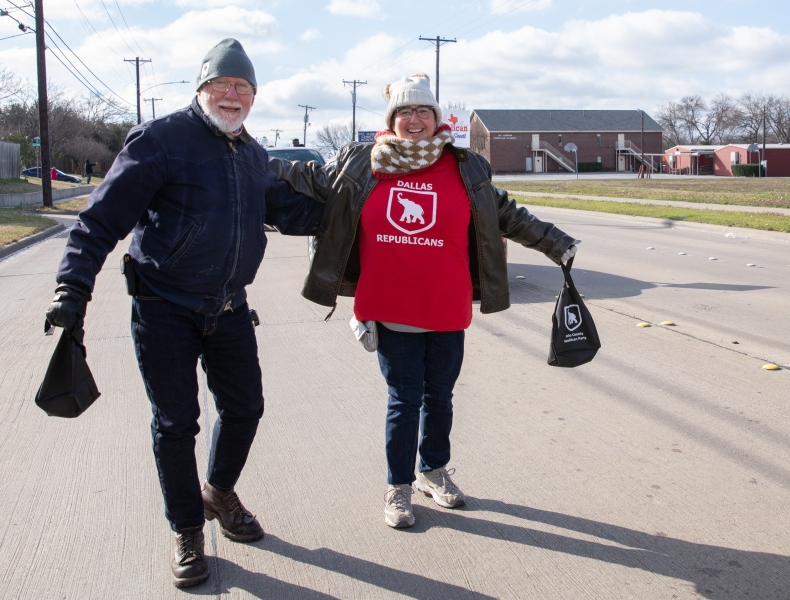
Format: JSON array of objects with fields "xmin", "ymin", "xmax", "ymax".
[
  {"xmin": 0, "ymin": 31, "xmax": 31, "ymax": 41},
  {"xmin": 419, "ymin": 36, "xmax": 456, "ymax": 102},
  {"xmin": 125, "ymin": 57, "xmax": 152, "ymax": 123}
]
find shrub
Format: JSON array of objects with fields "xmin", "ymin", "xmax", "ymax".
[
  {"xmin": 577, "ymin": 162, "xmax": 602, "ymax": 172},
  {"xmin": 732, "ymin": 164, "xmax": 762, "ymax": 177}
]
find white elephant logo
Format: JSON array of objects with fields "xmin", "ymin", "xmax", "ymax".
[
  {"xmin": 398, "ymin": 194, "xmax": 425, "ymax": 224},
  {"xmin": 564, "ymin": 305, "xmax": 582, "ymax": 332},
  {"xmin": 386, "ymin": 188, "xmax": 437, "ymax": 235}
]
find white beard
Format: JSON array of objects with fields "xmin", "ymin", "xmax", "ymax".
[{"xmin": 198, "ymin": 89, "xmax": 249, "ymax": 133}]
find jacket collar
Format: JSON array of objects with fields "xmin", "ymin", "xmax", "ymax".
[{"xmin": 191, "ymin": 96, "xmax": 254, "ymax": 145}]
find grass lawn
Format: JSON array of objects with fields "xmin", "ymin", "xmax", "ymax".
[
  {"xmin": 502, "ymin": 178, "xmax": 790, "ymax": 209},
  {"xmin": 520, "ymin": 196, "xmax": 790, "ymax": 233},
  {"xmin": 0, "ymin": 196, "xmax": 90, "ymax": 248},
  {"xmin": 0, "ymin": 176, "xmax": 88, "ymax": 194},
  {"xmin": 0, "ymin": 210, "xmax": 58, "ymax": 247}
]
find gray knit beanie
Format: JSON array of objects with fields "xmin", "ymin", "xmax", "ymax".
[
  {"xmin": 196, "ymin": 38, "xmax": 257, "ymax": 93},
  {"xmin": 383, "ymin": 73, "xmax": 442, "ymax": 129}
]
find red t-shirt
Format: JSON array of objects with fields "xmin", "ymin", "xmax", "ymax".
[{"xmin": 354, "ymin": 151, "xmax": 473, "ymax": 331}]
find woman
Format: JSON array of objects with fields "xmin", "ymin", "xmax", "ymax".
[{"xmin": 271, "ymin": 73, "xmax": 579, "ymax": 528}]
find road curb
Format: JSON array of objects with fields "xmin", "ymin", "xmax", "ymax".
[{"xmin": 0, "ymin": 223, "xmax": 66, "ymax": 260}]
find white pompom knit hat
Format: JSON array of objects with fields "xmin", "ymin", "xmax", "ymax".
[{"xmin": 383, "ymin": 73, "xmax": 442, "ymax": 129}]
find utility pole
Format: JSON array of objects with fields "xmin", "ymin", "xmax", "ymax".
[
  {"xmin": 144, "ymin": 97, "xmax": 162, "ymax": 120},
  {"xmin": 124, "ymin": 57, "xmax": 152, "ymax": 124},
  {"xmin": 639, "ymin": 109, "xmax": 646, "ymax": 178},
  {"xmin": 298, "ymin": 104, "xmax": 315, "ymax": 147},
  {"xmin": 270, "ymin": 129, "xmax": 283, "ymax": 147},
  {"xmin": 34, "ymin": 0, "xmax": 52, "ymax": 207},
  {"xmin": 762, "ymin": 106, "xmax": 767, "ymax": 178},
  {"xmin": 419, "ymin": 36, "xmax": 456, "ymax": 103},
  {"xmin": 343, "ymin": 79, "xmax": 367, "ymax": 142}
]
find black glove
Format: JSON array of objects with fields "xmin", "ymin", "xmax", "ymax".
[{"xmin": 45, "ymin": 282, "xmax": 92, "ymax": 334}]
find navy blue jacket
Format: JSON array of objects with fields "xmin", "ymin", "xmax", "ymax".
[{"xmin": 57, "ymin": 98, "xmax": 323, "ymax": 315}]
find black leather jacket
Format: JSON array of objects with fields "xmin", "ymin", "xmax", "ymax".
[{"xmin": 270, "ymin": 143, "xmax": 575, "ymax": 315}]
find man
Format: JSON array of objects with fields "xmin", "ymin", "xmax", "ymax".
[
  {"xmin": 84, "ymin": 158, "xmax": 96, "ymax": 184},
  {"xmin": 45, "ymin": 39, "xmax": 323, "ymax": 588}
]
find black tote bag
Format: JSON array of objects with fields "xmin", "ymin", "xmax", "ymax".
[
  {"xmin": 548, "ymin": 258, "xmax": 601, "ymax": 368},
  {"xmin": 35, "ymin": 325, "xmax": 101, "ymax": 418}
]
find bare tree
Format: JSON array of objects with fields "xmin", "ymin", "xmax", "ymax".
[
  {"xmin": 766, "ymin": 95, "xmax": 790, "ymax": 143},
  {"xmin": 739, "ymin": 91, "xmax": 770, "ymax": 142},
  {"xmin": 0, "ymin": 68, "xmax": 23, "ymax": 102},
  {"xmin": 442, "ymin": 100, "xmax": 466, "ymax": 111},
  {"xmin": 64, "ymin": 137, "xmax": 114, "ymax": 172},
  {"xmin": 656, "ymin": 101, "xmax": 686, "ymax": 148},
  {"xmin": 696, "ymin": 94, "xmax": 742, "ymax": 144},
  {"xmin": 314, "ymin": 121, "xmax": 358, "ymax": 158}
]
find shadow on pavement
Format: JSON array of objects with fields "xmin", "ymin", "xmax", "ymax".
[
  {"xmin": 506, "ymin": 264, "xmax": 772, "ymax": 304},
  {"xmin": 259, "ymin": 534, "xmax": 496, "ymax": 599},
  {"xmin": 180, "ymin": 554, "xmax": 341, "ymax": 599},
  {"xmin": 420, "ymin": 498, "xmax": 790, "ymax": 600}
]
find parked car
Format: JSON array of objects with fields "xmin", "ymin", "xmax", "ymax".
[
  {"xmin": 22, "ymin": 167, "xmax": 83, "ymax": 183},
  {"xmin": 265, "ymin": 147, "xmax": 326, "ymax": 165}
]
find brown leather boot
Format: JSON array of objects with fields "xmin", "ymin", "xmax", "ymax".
[
  {"xmin": 171, "ymin": 530, "xmax": 209, "ymax": 588},
  {"xmin": 202, "ymin": 482, "xmax": 264, "ymax": 543}
]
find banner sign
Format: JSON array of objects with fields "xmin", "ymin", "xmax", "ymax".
[
  {"xmin": 358, "ymin": 131, "xmax": 377, "ymax": 143},
  {"xmin": 443, "ymin": 110, "xmax": 470, "ymax": 148}
]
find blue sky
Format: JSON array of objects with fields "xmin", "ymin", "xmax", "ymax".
[{"xmin": 1, "ymin": 0, "xmax": 788, "ymax": 145}]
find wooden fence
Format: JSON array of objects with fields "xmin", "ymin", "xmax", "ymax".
[{"xmin": 0, "ymin": 141, "xmax": 21, "ymax": 179}]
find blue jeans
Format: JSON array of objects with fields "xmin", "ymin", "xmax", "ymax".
[
  {"xmin": 376, "ymin": 326, "xmax": 465, "ymax": 485},
  {"xmin": 131, "ymin": 297, "xmax": 264, "ymax": 532}
]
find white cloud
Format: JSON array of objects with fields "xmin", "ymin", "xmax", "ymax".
[
  {"xmin": 239, "ymin": 9, "xmax": 790, "ymax": 142},
  {"xmin": 326, "ymin": 0, "xmax": 383, "ymax": 19},
  {"xmin": 300, "ymin": 28, "xmax": 322, "ymax": 42},
  {"xmin": 490, "ymin": 0, "xmax": 552, "ymax": 14}
]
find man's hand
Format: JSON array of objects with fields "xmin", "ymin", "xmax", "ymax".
[
  {"xmin": 561, "ymin": 240, "xmax": 581, "ymax": 265},
  {"xmin": 45, "ymin": 282, "xmax": 91, "ymax": 333}
]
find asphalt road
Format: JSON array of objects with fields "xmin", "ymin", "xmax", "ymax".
[{"xmin": 0, "ymin": 208, "xmax": 788, "ymax": 599}]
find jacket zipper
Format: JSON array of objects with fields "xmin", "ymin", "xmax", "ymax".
[{"xmin": 223, "ymin": 138, "xmax": 241, "ymax": 311}]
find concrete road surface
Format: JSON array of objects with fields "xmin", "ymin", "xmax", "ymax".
[{"xmin": 0, "ymin": 208, "xmax": 788, "ymax": 599}]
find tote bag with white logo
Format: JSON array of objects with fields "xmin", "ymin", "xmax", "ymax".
[{"xmin": 548, "ymin": 258, "xmax": 601, "ymax": 368}]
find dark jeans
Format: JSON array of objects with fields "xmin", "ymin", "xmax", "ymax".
[
  {"xmin": 376, "ymin": 326, "xmax": 465, "ymax": 485},
  {"xmin": 131, "ymin": 297, "xmax": 264, "ymax": 532},
  {"xmin": 86, "ymin": 173, "xmax": 92, "ymax": 184}
]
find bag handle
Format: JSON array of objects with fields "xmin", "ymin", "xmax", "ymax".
[{"xmin": 559, "ymin": 255, "xmax": 576, "ymax": 290}]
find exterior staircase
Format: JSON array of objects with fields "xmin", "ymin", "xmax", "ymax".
[
  {"xmin": 618, "ymin": 140, "xmax": 657, "ymax": 173},
  {"xmin": 536, "ymin": 141, "xmax": 576, "ymax": 173}
]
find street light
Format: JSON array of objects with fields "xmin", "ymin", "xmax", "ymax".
[
  {"xmin": 564, "ymin": 143, "xmax": 578, "ymax": 179},
  {"xmin": 140, "ymin": 80, "xmax": 189, "ymax": 94}
]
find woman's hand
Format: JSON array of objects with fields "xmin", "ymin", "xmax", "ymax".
[{"xmin": 561, "ymin": 240, "xmax": 581, "ymax": 265}]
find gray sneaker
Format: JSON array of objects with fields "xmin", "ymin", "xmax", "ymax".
[
  {"xmin": 415, "ymin": 467, "xmax": 465, "ymax": 508},
  {"xmin": 384, "ymin": 484, "xmax": 415, "ymax": 528}
]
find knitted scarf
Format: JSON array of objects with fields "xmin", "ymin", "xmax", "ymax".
[{"xmin": 371, "ymin": 124, "xmax": 454, "ymax": 178}]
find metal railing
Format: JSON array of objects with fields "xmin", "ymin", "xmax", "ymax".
[
  {"xmin": 618, "ymin": 140, "xmax": 657, "ymax": 172},
  {"xmin": 537, "ymin": 141, "xmax": 576, "ymax": 172}
]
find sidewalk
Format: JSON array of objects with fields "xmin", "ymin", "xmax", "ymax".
[{"xmin": 506, "ymin": 190, "xmax": 790, "ymax": 215}]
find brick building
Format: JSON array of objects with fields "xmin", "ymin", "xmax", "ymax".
[
  {"xmin": 665, "ymin": 144, "xmax": 790, "ymax": 177},
  {"xmin": 470, "ymin": 109, "xmax": 663, "ymax": 174}
]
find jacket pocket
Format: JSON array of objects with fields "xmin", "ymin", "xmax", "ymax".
[{"xmin": 161, "ymin": 222, "xmax": 201, "ymax": 269}]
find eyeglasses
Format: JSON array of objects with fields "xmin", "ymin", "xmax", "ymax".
[
  {"xmin": 209, "ymin": 79, "xmax": 254, "ymax": 95},
  {"xmin": 395, "ymin": 106, "xmax": 434, "ymax": 119}
]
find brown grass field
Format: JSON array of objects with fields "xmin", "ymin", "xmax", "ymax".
[{"xmin": 501, "ymin": 177, "xmax": 790, "ymax": 209}]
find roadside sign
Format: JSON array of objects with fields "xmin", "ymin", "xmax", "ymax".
[
  {"xmin": 443, "ymin": 110, "xmax": 470, "ymax": 148},
  {"xmin": 358, "ymin": 131, "xmax": 376, "ymax": 143}
]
